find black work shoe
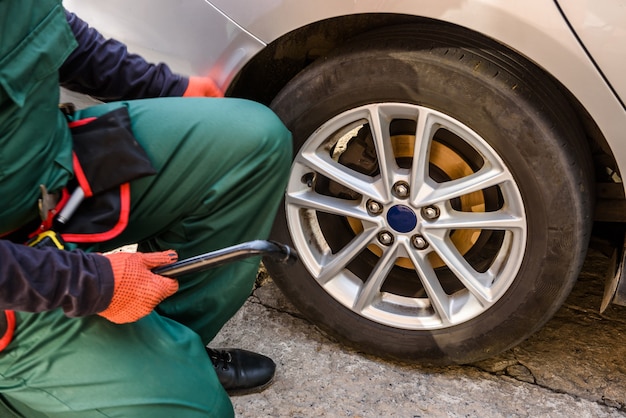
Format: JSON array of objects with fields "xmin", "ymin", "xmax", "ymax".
[{"xmin": 206, "ymin": 348, "xmax": 276, "ymax": 396}]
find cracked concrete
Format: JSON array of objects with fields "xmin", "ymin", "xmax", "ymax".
[{"xmin": 212, "ymin": 249, "xmax": 626, "ymax": 417}]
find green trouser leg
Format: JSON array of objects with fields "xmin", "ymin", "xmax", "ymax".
[
  {"xmin": 0, "ymin": 311, "xmax": 233, "ymax": 418},
  {"xmin": 0, "ymin": 97, "xmax": 292, "ymax": 417},
  {"xmin": 83, "ymin": 97, "xmax": 292, "ymax": 342}
]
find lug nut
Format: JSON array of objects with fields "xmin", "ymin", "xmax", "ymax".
[
  {"xmin": 412, "ymin": 235, "xmax": 429, "ymax": 250},
  {"xmin": 378, "ymin": 231, "xmax": 394, "ymax": 246},
  {"xmin": 421, "ymin": 206, "xmax": 440, "ymax": 220},
  {"xmin": 367, "ymin": 200, "xmax": 384, "ymax": 216},
  {"xmin": 392, "ymin": 181, "xmax": 410, "ymax": 198}
]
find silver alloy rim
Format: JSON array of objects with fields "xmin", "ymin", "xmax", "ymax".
[{"xmin": 285, "ymin": 103, "xmax": 526, "ymax": 330}]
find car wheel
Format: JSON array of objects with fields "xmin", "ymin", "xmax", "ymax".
[{"xmin": 266, "ymin": 24, "xmax": 594, "ymax": 364}]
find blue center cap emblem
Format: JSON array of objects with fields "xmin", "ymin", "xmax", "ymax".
[{"xmin": 387, "ymin": 205, "xmax": 417, "ymax": 233}]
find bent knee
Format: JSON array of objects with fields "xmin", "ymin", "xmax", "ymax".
[{"xmin": 239, "ymin": 100, "xmax": 293, "ymax": 172}]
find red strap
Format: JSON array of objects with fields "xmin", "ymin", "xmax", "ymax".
[
  {"xmin": 0, "ymin": 310, "xmax": 16, "ymax": 352},
  {"xmin": 67, "ymin": 117, "xmax": 97, "ymax": 128},
  {"xmin": 72, "ymin": 152, "xmax": 93, "ymax": 197},
  {"xmin": 60, "ymin": 183, "xmax": 131, "ymax": 243}
]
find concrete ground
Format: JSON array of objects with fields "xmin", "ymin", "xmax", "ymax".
[{"xmin": 212, "ymin": 248, "xmax": 626, "ymax": 418}]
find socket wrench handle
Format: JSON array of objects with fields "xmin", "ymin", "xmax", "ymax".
[{"xmin": 152, "ymin": 240, "xmax": 297, "ymax": 277}]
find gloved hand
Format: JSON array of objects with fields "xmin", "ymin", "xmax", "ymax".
[
  {"xmin": 183, "ymin": 76, "xmax": 224, "ymax": 98},
  {"xmin": 98, "ymin": 251, "xmax": 179, "ymax": 324}
]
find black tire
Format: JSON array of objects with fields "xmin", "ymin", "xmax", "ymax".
[{"xmin": 266, "ymin": 23, "xmax": 594, "ymax": 364}]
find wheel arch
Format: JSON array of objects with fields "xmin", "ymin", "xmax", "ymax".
[{"xmin": 228, "ymin": 13, "xmax": 618, "ymax": 220}]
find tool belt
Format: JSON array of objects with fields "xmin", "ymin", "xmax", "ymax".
[
  {"xmin": 0, "ymin": 106, "xmax": 156, "ymax": 352},
  {"xmin": 49, "ymin": 106, "xmax": 156, "ymax": 241}
]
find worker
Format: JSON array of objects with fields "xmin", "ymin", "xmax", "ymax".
[{"xmin": 0, "ymin": 2, "xmax": 292, "ymax": 417}]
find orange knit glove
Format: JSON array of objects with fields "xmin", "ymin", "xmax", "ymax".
[
  {"xmin": 183, "ymin": 76, "xmax": 224, "ymax": 97},
  {"xmin": 98, "ymin": 251, "xmax": 179, "ymax": 324}
]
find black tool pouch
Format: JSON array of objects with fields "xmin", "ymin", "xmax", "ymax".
[{"xmin": 55, "ymin": 106, "xmax": 156, "ymax": 243}]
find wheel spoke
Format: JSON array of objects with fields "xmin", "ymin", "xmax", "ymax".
[
  {"xmin": 297, "ymin": 151, "xmax": 386, "ymax": 202},
  {"xmin": 318, "ymin": 226, "xmax": 381, "ymax": 284},
  {"xmin": 407, "ymin": 247, "xmax": 453, "ymax": 325},
  {"xmin": 425, "ymin": 209, "xmax": 524, "ymax": 231},
  {"xmin": 286, "ymin": 189, "xmax": 375, "ymax": 222},
  {"xmin": 367, "ymin": 105, "xmax": 397, "ymax": 192},
  {"xmin": 426, "ymin": 234, "xmax": 492, "ymax": 306},
  {"xmin": 353, "ymin": 241, "xmax": 399, "ymax": 312},
  {"xmin": 411, "ymin": 108, "xmax": 438, "ymax": 191},
  {"xmin": 415, "ymin": 164, "xmax": 510, "ymax": 207}
]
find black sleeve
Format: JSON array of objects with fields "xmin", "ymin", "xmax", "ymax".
[
  {"xmin": 59, "ymin": 10, "xmax": 189, "ymax": 101},
  {"xmin": 0, "ymin": 240, "xmax": 114, "ymax": 317}
]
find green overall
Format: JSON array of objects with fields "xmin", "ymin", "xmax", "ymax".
[{"xmin": 0, "ymin": 1, "xmax": 292, "ymax": 416}]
